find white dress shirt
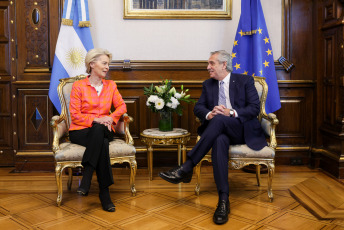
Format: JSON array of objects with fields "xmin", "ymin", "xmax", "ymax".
[{"xmin": 205, "ymin": 73, "xmax": 238, "ymax": 120}]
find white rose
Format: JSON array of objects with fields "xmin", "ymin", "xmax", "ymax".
[
  {"xmin": 148, "ymin": 95, "xmax": 159, "ymax": 103},
  {"xmin": 170, "ymin": 97, "xmax": 180, "ymax": 109},
  {"xmin": 155, "ymin": 98, "xmax": 165, "ymax": 110}
]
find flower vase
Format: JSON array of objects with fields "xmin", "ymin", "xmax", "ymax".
[{"xmin": 159, "ymin": 111, "xmax": 173, "ymax": 132}]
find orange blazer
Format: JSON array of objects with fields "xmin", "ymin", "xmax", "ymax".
[{"xmin": 69, "ymin": 76, "xmax": 127, "ymax": 132}]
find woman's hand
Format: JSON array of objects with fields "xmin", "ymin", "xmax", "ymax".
[{"xmin": 93, "ymin": 116, "xmax": 114, "ymax": 131}]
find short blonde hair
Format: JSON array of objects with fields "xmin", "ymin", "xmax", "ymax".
[{"xmin": 85, "ymin": 48, "xmax": 112, "ymax": 74}]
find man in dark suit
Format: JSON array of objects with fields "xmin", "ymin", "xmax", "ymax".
[{"xmin": 159, "ymin": 50, "xmax": 267, "ymax": 225}]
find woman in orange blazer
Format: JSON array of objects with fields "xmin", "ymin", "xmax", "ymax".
[{"xmin": 69, "ymin": 48, "xmax": 127, "ymax": 212}]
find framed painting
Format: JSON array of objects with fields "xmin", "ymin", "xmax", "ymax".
[{"xmin": 124, "ymin": 0, "xmax": 232, "ymax": 19}]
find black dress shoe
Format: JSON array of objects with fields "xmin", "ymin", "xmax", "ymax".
[
  {"xmin": 159, "ymin": 166, "xmax": 192, "ymax": 184},
  {"xmin": 99, "ymin": 187, "xmax": 116, "ymax": 212},
  {"xmin": 213, "ymin": 200, "xmax": 230, "ymax": 225},
  {"xmin": 76, "ymin": 187, "xmax": 88, "ymax": 196}
]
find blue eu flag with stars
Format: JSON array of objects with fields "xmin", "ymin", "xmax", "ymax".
[{"xmin": 232, "ymin": 0, "xmax": 281, "ymax": 113}]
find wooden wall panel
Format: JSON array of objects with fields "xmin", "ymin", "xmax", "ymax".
[
  {"xmin": 289, "ymin": 0, "xmax": 314, "ymax": 81},
  {"xmin": 17, "ymin": 88, "xmax": 51, "ymax": 151},
  {"xmin": 0, "ymin": 3, "xmax": 9, "ymax": 75},
  {"xmin": 0, "ymin": 0, "xmax": 14, "ymax": 166},
  {"xmin": 313, "ymin": 0, "xmax": 344, "ymax": 178}
]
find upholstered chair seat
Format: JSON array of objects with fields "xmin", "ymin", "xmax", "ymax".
[{"xmin": 55, "ymin": 139, "xmax": 136, "ymax": 162}]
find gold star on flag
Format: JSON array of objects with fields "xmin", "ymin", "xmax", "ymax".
[
  {"xmin": 258, "ymin": 28, "xmax": 262, "ymax": 34},
  {"xmin": 263, "ymin": 60, "xmax": 269, "ymax": 67},
  {"xmin": 264, "ymin": 37, "xmax": 270, "ymax": 44},
  {"xmin": 244, "ymin": 71, "xmax": 248, "ymax": 75},
  {"xmin": 234, "ymin": 63, "xmax": 241, "ymax": 70},
  {"xmin": 233, "ymin": 40, "xmax": 238, "ymax": 46},
  {"xmin": 266, "ymin": 49, "xmax": 272, "ymax": 55},
  {"xmin": 252, "ymin": 73, "xmax": 256, "ymax": 77},
  {"xmin": 259, "ymin": 70, "xmax": 263, "ymax": 76},
  {"xmin": 239, "ymin": 30, "xmax": 244, "ymax": 37},
  {"xmin": 232, "ymin": 53, "xmax": 236, "ymax": 59}
]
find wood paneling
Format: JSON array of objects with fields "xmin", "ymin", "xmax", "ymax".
[
  {"xmin": 0, "ymin": 0, "xmax": 14, "ymax": 166},
  {"xmin": 17, "ymin": 88, "xmax": 52, "ymax": 151},
  {"xmin": 314, "ymin": 0, "xmax": 344, "ymax": 178},
  {"xmin": 0, "ymin": 2, "xmax": 10, "ymax": 75}
]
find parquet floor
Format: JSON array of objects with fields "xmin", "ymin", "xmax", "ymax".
[{"xmin": 0, "ymin": 165, "xmax": 343, "ymax": 230}]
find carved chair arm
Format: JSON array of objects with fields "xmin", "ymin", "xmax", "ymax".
[
  {"xmin": 50, "ymin": 115, "xmax": 68, "ymax": 153},
  {"xmin": 260, "ymin": 112, "xmax": 279, "ymax": 149},
  {"xmin": 117, "ymin": 113, "xmax": 134, "ymax": 145}
]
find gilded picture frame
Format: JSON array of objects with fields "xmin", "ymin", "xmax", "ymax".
[{"xmin": 124, "ymin": 0, "xmax": 232, "ymax": 19}]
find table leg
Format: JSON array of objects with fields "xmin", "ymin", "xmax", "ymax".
[
  {"xmin": 177, "ymin": 144, "xmax": 181, "ymax": 166},
  {"xmin": 147, "ymin": 145, "xmax": 153, "ymax": 180},
  {"xmin": 182, "ymin": 144, "xmax": 187, "ymax": 163}
]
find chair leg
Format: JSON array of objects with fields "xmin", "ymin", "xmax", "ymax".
[
  {"xmin": 194, "ymin": 161, "xmax": 203, "ymax": 195},
  {"xmin": 67, "ymin": 168, "xmax": 73, "ymax": 190},
  {"xmin": 256, "ymin": 164, "xmax": 261, "ymax": 187},
  {"xmin": 55, "ymin": 164, "xmax": 63, "ymax": 206},
  {"xmin": 267, "ymin": 162, "xmax": 275, "ymax": 202},
  {"xmin": 129, "ymin": 159, "xmax": 137, "ymax": 196}
]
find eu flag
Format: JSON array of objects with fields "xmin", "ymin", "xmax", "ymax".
[{"xmin": 232, "ymin": 0, "xmax": 281, "ymax": 113}]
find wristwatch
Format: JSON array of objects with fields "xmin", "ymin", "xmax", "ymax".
[{"xmin": 229, "ymin": 109, "xmax": 235, "ymax": 117}]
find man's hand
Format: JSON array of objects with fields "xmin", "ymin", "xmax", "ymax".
[
  {"xmin": 207, "ymin": 105, "xmax": 231, "ymax": 120},
  {"xmin": 93, "ymin": 116, "xmax": 114, "ymax": 131}
]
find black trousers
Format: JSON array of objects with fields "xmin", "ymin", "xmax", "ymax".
[
  {"xmin": 187, "ymin": 115, "xmax": 245, "ymax": 197},
  {"xmin": 69, "ymin": 123, "xmax": 114, "ymax": 189}
]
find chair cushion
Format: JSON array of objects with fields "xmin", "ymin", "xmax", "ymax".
[
  {"xmin": 55, "ymin": 139, "xmax": 136, "ymax": 162},
  {"xmin": 229, "ymin": 144, "xmax": 275, "ymax": 158}
]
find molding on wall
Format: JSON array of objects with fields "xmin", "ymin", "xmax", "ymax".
[
  {"xmin": 16, "ymin": 152, "xmax": 53, "ymax": 156},
  {"xmin": 311, "ymin": 147, "xmax": 344, "ymax": 162},
  {"xmin": 110, "ymin": 60, "xmax": 284, "ymax": 70},
  {"xmin": 277, "ymin": 146, "xmax": 310, "ymax": 151}
]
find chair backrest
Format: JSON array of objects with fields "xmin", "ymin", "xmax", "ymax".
[
  {"xmin": 253, "ymin": 76, "xmax": 268, "ymax": 122},
  {"xmin": 57, "ymin": 75, "xmax": 87, "ymax": 129}
]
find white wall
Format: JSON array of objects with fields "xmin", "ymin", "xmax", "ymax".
[{"xmin": 88, "ymin": 0, "xmax": 282, "ymax": 61}]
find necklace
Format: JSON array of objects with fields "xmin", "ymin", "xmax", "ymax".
[
  {"xmin": 90, "ymin": 81, "xmax": 102, "ymax": 87},
  {"xmin": 92, "ymin": 83, "xmax": 103, "ymax": 95}
]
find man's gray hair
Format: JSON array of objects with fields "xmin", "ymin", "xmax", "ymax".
[{"xmin": 210, "ymin": 50, "xmax": 233, "ymax": 72}]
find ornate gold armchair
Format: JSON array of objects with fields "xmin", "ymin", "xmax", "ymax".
[
  {"xmin": 50, "ymin": 75, "xmax": 137, "ymax": 206},
  {"xmin": 194, "ymin": 76, "xmax": 279, "ymax": 202}
]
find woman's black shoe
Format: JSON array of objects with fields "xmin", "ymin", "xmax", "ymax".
[
  {"xmin": 77, "ymin": 165, "xmax": 94, "ymax": 196},
  {"xmin": 99, "ymin": 187, "xmax": 115, "ymax": 212},
  {"xmin": 76, "ymin": 187, "xmax": 88, "ymax": 196},
  {"xmin": 102, "ymin": 203, "xmax": 116, "ymax": 212}
]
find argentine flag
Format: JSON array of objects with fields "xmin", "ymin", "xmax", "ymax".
[{"xmin": 49, "ymin": 0, "xmax": 93, "ymax": 113}]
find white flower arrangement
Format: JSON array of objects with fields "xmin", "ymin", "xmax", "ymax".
[{"xmin": 144, "ymin": 79, "xmax": 195, "ymax": 116}]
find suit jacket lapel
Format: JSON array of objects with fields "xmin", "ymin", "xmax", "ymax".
[
  {"xmin": 229, "ymin": 74, "xmax": 236, "ymax": 108},
  {"xmin": 212, "ymin": 79, "xmax": 219, "ymax": 107}
]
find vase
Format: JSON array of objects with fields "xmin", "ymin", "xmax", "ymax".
[{"xmin": 159, "ymin": 110, "xmax": 173, "ymax": 132}]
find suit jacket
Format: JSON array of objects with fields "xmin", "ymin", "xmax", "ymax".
[
  {"xmin": 194, "ymin": 73, "xmax": 267, "ymax": 151},
  {"xmin": 69, "ymin": 76, "xmax": 127, "ymax": 132}
]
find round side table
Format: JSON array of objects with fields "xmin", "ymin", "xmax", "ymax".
[{"xmin": 140, "ymin": 128, "xmax": 191, "ymax": 180}]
